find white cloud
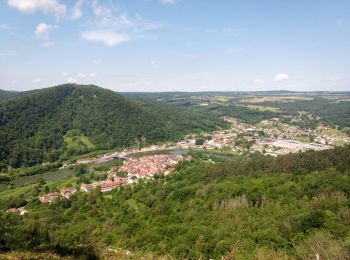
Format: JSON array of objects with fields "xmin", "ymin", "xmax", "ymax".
[
  {"xmin": 254, "ymin": 79, "xmax": 264, "ymax": 84},
  {"xmin": 149, "ymin": 60, "xmax": 157, "ymax": 65},
  {"xmin": 81, "ymin": 30, "xmax": 129, "ymax": 46},
  {"xmin": 89, "ymin": 72, "xmax": 96, "ymax": 77},
  {"xmin": 35, "ymin": 23, "xmax": 56, "ymax": 39},
  {"xmin": 91, "ymin": 0, "xmax": 113, "ymax": 17},
  {"xmin": 11, "ymin": 80, "xmax": 18, "ymax": 85},
  {"xmin": 7, "ymin": 0, "xmax": 66, "ymax": 17},
  {"xmin": 274, "ymin": 73, "xmax": 289, "ymax": 81},
  {"xmin": 67, "ymin": 78, "xmax": 77, "ymax": 83},
  {"xmin": 81, "ymin": 0, "xmax": 163, "ymax": 47},
  {"xmin": 35, "ymin": 23, "xmax": 57, "ymax": 47},
  {"xmin": 33, "ymin": 78, "xmax": 42, "ymax": 83},
  {"xmin": 77, "ymin": 72, "xmax": 86, "ymax": 78},
  {"xmin": 71, "ymin": 0, "xmax": 83, "ymax": 20},
  {"xmin": 160, "ymin": 0, "xmax": 176, "ymax": 4}
]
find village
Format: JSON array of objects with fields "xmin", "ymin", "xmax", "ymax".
[
  {"xmin": 9, "ymin": 115, "xmax": 349, "ymax": 209},
  {"xmin": 59, "ymin": 113, "xmax": 349, "ymax": 171},
  {"xmin": 176, "ymin": 116, "xmax": 349, "ymax": 156},
  {"xmin": 38, "ymin": 154, "xmax": 188, "ymax": 204}
]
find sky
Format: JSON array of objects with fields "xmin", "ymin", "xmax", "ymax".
[{"xmin": 0, "ymin": 0, "xmax": 349, "ymax": 92}]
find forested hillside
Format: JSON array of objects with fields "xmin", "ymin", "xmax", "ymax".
[
  {"xmin": 0, "ymin": 84, "xmax": 222, "ymax": 169},
  {"xmin": 1, "ymin": 146, "xmax": 349, "ymax": 259},
  {"xmin": 0, "ymin": 89, "xmax": 21, "ymax": 103}
]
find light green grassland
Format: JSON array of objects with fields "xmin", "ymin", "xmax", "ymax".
[
  {"xmin": 335, "ymin": 140, "xmax": 347, "ymax": 146},
  {"xmin": 239, "ymin": 96, "xmax": 314, "ymax": 103},
  {"xmin": 64, "ymin": 134, "xmax": 95, "ymax": 150},
  {"xmin": 321, "ymin": 128, "xmax": 345, "ymax": 137},
  {"xmin": 214, "ymin": 96, "xmax": 232, "ymax": 102},
  {"xmin": 126, "ymin": 198, "xmax": 146, "ymax": 212},
  {"xmin": 238, "ymin": 104, "xmax": 281, "ymax": 112},
  {"xmin": 0, "ymin": 183, "xmax": 37, "ymax": 199}
]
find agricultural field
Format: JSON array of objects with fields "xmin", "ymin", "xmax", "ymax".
[
  {"xmin": 239, "ymin": 96, "xmax": 314, "ymax": 103},
  {"xmin": 237, "ymin": 104, "xmax": 281, "ymax": 112}
]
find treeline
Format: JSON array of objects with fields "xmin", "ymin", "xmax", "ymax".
[
  {"xmin": 0, "ymin": 90, "xmax": 21, "ymax": 103},
  {"xmin": 1, "ymin": 146, "xmax": 350, "ymax": 258},
  {"xmin": 205, "ymin": 145, "xmax": 350, "ymax": 180},
  {"xmin": 199, "ymin": 103, "xmax": 277, "ymax": 124},
  {"xmin": 0, "ymin": 84, "xmax": 224, "ymax": 169},
  {"xmin": 259, "ymin": 98, "xmax": 350, "ymax": 129}
]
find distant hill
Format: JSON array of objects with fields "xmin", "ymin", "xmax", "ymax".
[
  {"xmin": 0, "ymin": 84, "xmax": 222, "ymax": 168},
  {"xmin": 0, "ymin": 89, "xmax": 22, "ymax": 103}
]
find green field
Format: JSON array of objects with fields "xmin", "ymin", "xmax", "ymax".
[
  {"xmin": 64, "ymin": 133, "xmax": 95, "ymax": 150},
  {"xmin": 321, "ymin": 128, "xmax": 346, "ymax": 137},
  {"xmin": 238, "ymin": 104, "xmax": 281, "ymax": 112},
  {"xmin": 239, "ymin": 96, "xmax": 314, "ymax": 103}
]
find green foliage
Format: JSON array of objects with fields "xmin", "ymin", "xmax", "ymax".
[
  {"xmin": 261, "ymin": 98, "xmax": 350, "ymax": 129},
  {"xmin": 0, "ymin": 90, "xmax": 22, "ymax": 103},
  {"xmin": 1, "ymin": 146, "xmax": 350, "ymax": 258},
  {"xmin": 64, "ymin": 130, "xmax": 95, "ymax": 157},
  {"xmin": 195, "ymin": 138, "xmax": 205, "ymax": 145},
  {"xmin": 74, "ymin": 164, "xmax": 88, "ymax": 176}
]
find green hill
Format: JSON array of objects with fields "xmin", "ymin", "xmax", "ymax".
[{"xmin": 0, "ymin": 84, "xmax": 222, "ymax": 168}]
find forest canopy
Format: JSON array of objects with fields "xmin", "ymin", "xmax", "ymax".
[{"xmin": 1, "ymin": 145, "xmax": 350, "ymax": 259}]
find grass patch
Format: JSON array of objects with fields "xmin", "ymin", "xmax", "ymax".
[
  {"xmin": 126, "ymin": 199, "xmax": 146, "ymax": 212},
  {"xmin": 0, "ymin": 183, "xmax": 37, "ymax": 199},
  {"xmin": 239, "ymin": 96, "xmax": 313, "ymax": 103},
  {"xmin": 321, "ymin": 128, "xmax": 345, "ymax": 137},
  {"xmin": 214, "ymin": 96, "xmax": 232, "ymax": 102},
  {"xmin": 64, "ymin": 134, "xmax": 95, "ymax": 150},
  {"xmin": 46, "ymin": 176, "xmax": 79, "ymax": 191},
  {"xmin": 238, "ymin": 104, "xmax": 281, "ymax": 112}
]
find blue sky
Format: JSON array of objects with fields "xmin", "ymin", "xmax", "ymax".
[{"xmin": 1, "ymin": 0, "xmax": 349, "ymax": 92}]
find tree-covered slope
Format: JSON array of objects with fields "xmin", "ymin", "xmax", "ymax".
[
  {"xmin": 0, "ymin": 89, "xmax": 22, "ymax": 103},
  {"xmin": 1, "ymin": 146, "xmax": 350, "ymax": 259},
  {"xmin": 0, "ymin": 84, "xmax": 221, "ymax": 168}
]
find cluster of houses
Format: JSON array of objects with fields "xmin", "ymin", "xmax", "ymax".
[
  {"xmin": 38, "ymin": 154, "xmax": 189, "ymax": 204},
  {"xmin": 37, "ymin": 115, "xmax": 349, "ymax": 205},
  {"xmin": 81, "ymin": 177, "xmax": 128, "ymax": 193},
  {"xmin": 256, "ymin": 139, "xmax": 332, "ymax": 156},
  {"xmin": 116, "ymin": 154, "xmax": 183, "ymax": 179},
  {"xmin": 63, "ymin": 115, "xmax": 349, "ymax": 174},
  {"xmin": 79, "ymin": 154, "xmax": 185, "ymax": 193},
  {"xmin": 39, "ymin": 187, "xmax": 77, "ymax": 204},
  {"xmin": 175, "ymin": 116, "xmax": 349, "ymax": 155},
  {"xmin": 73, "ymin": 145, "xmax": 172, "ymax": 168}
]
